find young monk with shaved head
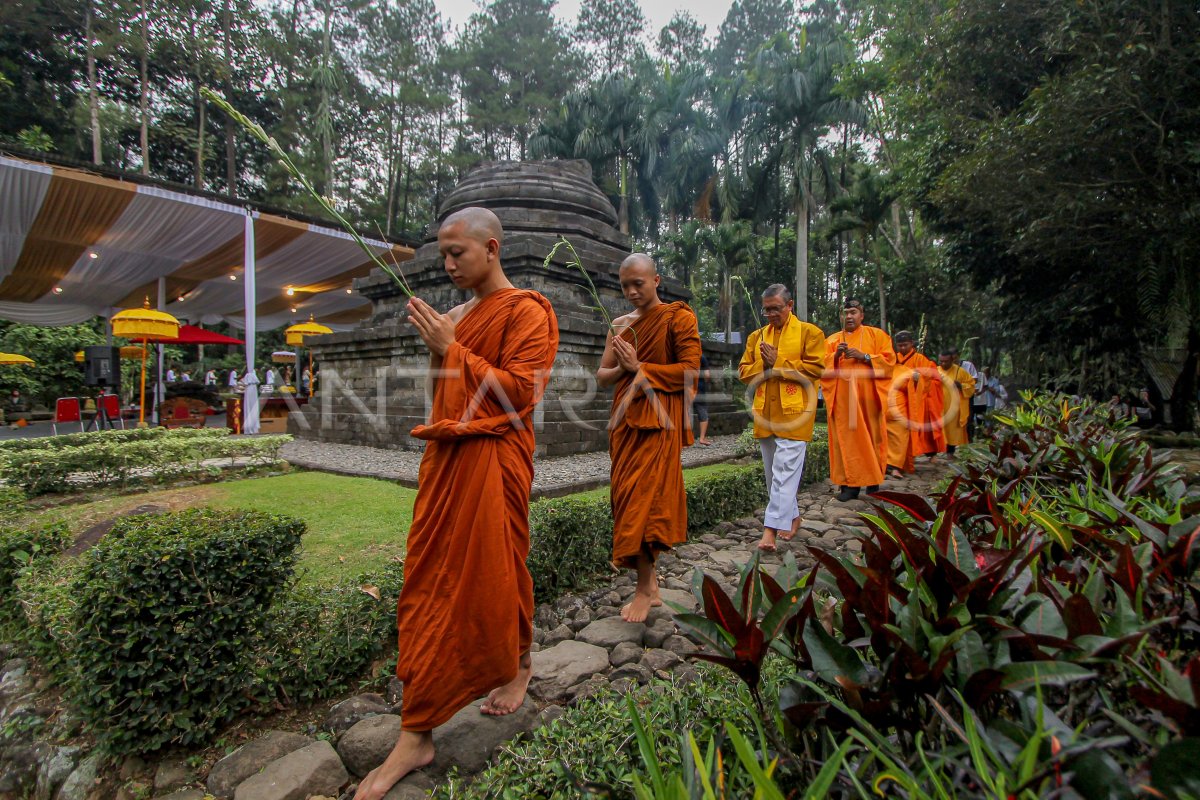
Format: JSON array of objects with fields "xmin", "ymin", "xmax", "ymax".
[
  {"xmin": 354, "ymin": 207, "xmax": 558, "ymax": 799},
  {"xmin": 598, "ymin": 253, "xmax": 701, "ymax": 623}
]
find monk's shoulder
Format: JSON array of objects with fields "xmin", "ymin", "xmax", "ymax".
[
  {"xmin": 612, "ymin": 310, "xmax": 639, "ymax": 328},
  {"xmin": 446, "ymin": 301, "xmax": 473, "ymax": 322}
]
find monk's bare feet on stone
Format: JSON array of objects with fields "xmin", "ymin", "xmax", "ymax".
[
  {"xmin": 778, "ymin": 517, "xmax": 801, "ymax": 542},
  {"xmin": 353, "ymin": 730, "xmax": 434, "ymax": 800},
  {"xmin": 622, "ymin": 591, "xmax": 655, "ymax": 622},
  {"xmin": 623, "ymin": 553, "xmax": 657, "ymax": 622},
  {"xmin": 758, "ymin": 527, "xmax": 777, "ymax": 552},
  {"xmin": 481, "ymin": 652, "xmax": 531, "ymax": 716}
]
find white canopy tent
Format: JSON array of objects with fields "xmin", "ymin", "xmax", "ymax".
[
  {"xmin": 0, "ymin": 153, "xmax": 413, "ymax": 426},
  {"xmin": 0, "ymin": 154, "xmax": 413, "ymax": 331}
]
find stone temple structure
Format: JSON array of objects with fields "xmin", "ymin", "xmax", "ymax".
[{"xmin": 290, "ymin": 160, "xmax": 746, "ymax": 456}]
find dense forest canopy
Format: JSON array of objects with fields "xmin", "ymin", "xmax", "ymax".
[{"xmin": 1, "ymin": 0, "xmax": 1197, "ymax": 415}]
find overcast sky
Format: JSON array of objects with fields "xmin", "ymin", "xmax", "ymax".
[{"xmin": 433, "ymin": 0, "xmax": 735, "ymax": 40}]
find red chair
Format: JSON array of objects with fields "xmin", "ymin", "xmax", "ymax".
[
  {"xmin": 99, "ymin": 394, "xmax": 124, "ymax": 430},
  {"xmin": 53, "ymin": 397, "xmax": 84, "ymax": 434}
]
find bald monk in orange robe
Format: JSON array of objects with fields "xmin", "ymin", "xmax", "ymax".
[
  {"xmin": 821, "ymin": 299, "xmax": 895, "ymax": 502},
  {"xmin": 938, "ymin": 350, "xmax": 976, "ymax": 454},
  {"xmin": 354, "ymin": 208, "xmax": 558, "ymax": 800},
  {"xmin": 885, "ymin": 330, "xmax": 946, "ymax": 476},
  {"xmin": 598, "ymin": 253, "xmax": 701, "ymax": 623}
]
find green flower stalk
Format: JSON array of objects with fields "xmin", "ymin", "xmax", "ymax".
[
  {"xmin": 542, "ymin": 235, "xmax": 613, "ymax": 328},
  {"xmin": 201, "ymin": 88, "xmax": 414, "ymax": 298},
  {"xmin": 730, "ymin": 275, "xmax": 762, "ymax": 329}
]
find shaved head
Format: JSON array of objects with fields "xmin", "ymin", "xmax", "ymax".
[
  {"xmin": 619, "ymin": 253, "xmax": 657, "ymax": 275},
  {"xmin": 442, "ymin": 207, "xmax": 503, "ymax": 247}
]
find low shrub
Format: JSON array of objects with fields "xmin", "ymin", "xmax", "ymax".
[
  {"xmin": 0, "ymin": 431, "xmax": 291, "ymax": 495},
  {"xmin": 0, "ymin": 519, "xmax": 70, "ymax": 614},
  {"xmin": 0, "ymin": 425, "xmax": 226, "ymax": 453},
  {"xmin": 669, "ymin": 391, "xmax": 1200, "ymax": 798},
  {"xmin": 255, "ymin": 561, "xmax": 405, "ymax": 707},
  {"xmin": 69, "ymin": 508, "xmax": 304, "ymax": 754},
  {"xmin": 0, "ymin": 486, "xmax": 27, "ymax": 525},
  {"xmin": 433, "ymin": 662, "xmax": 775, "ymax": 799}
]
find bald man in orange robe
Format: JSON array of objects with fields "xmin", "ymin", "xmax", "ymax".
[
  {"xmin": 885, "ymin": 330, "xmax": 946, "ymax": 477},
  {"xmin": 822, "ymin": 299, "xmax": 895, "ymax": 502},
  {"xmin": 354, "ymin": 208, "xmax": 558, "ymax": 800},
  {"xmin": 599, "ymin": 254, "xmax": 701, "ymax": 623}
]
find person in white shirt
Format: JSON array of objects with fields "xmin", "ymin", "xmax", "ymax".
[
  {"xmin": 955, "ymin": 350, "xmax": 984, "ymax": 440},
  {"xmin": 265, "ymin": 367, "xmax": 276, "ymax": 387},
  {"xmin": 228, "ymin": 368, "xmax": 239, "ymax": 387},
  {"xmin": 204, "ymin": 369, "xmax": 217, "ymax": 385},
  {"xmin": 166, "ymin": 366, "xmax": 177, "ymax": 383}
]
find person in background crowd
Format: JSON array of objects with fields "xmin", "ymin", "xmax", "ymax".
[{"xmin": 204, "ymin": 369, "xmax": 217, "ymax": 386}]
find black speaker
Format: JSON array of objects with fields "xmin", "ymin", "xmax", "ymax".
[{"xmin": 84, "ymin": 346, "xmax": 120, "ymax": 392}]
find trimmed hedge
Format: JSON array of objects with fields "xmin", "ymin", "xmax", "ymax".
[
  {"xmin": 0, "ymin": 519, "xmax": 70, "ymax": 612},
  {"xmin": 528, "ymin": 445, "xmax": 828, "ymax": 600},
  {"xmin": 69, "ymin": 508, "xmax": 304, "ymax": 754},
  {"xmin": 255, "ymin": 562, "xmax": 405, "ymax": 707},
  {"xmin": 0, "ymin": 425, "xmax": 228, "ymax": 453},
  {"xmin": 0, "ymin": 431, "xmax": 290, "ymax": 495}
]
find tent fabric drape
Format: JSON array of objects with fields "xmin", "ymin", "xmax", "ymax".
[{"xmin": 0, "ymin": 155, "xmax": 414, "ymax": 329}]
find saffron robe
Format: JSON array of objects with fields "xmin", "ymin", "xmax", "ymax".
[
  {"xmin": 887, "ymin": 350, "xmax": 946, "ymax": 471},
  {"xmin": 609, "ymin": 302, "xmax": 701, "ymax": 568},
  {"xmin": 821, "ymin": 326, "xmax": 895, "ymax": 487},
  {"xmin": 738, "ymin": 313, "xmax": 826, "ymax": 442},
  {"xmin": 939, "ymin": 363, "xmax": 976, "ymax": 447},
  {"xmin": 396, "ymin": 289, "xmax": 558, "ymax": 731}
]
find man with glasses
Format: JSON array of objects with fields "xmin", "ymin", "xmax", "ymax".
[
  {"xmin": 738, "ymin": 284, "xmax": 826, "ymax": 551},
  {"xmin": 822, "ymin": 299, "xmax": 895, "ymax": 502}
]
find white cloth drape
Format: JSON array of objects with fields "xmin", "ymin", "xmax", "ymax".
[{"xmin": 242, "ymin": 370, "xmax": 261, "ymax": 435}]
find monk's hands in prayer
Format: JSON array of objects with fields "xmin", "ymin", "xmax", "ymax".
[
  {"xmin": 612, "ymin": 335, "xmax": 641, "ymax": 374},
  {"xmin": 842, "ymin": 346, "xmax": 867, "ymax": 362},
  {"xmin": 407, "ymin": 297, "xmax": 456, "ymax": 356},
  {"xmin": 760, "ymin": 342, "xmax": 778, "ymax": 369}
]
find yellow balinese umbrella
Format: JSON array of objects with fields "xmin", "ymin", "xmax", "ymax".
[
  {"xmin": 111, "ymin": 298, "xmax": 180, "ymax": 426},
  {"xmin": 0, "ymin": 353, "xmax": 35, "ymax": 366},
  {"xmin": 285, "ymin": 315, "xmax": 333, "ymax": 395},
  {"xmin": 271, "ymin": 350, "xmax": 297, "ymax": 364},
  {"xmin": 74, "ymin": 346, "xmax": 149, "ymax": 363}
]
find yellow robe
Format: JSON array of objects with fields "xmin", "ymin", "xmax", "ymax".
[
  {"xmin": 821, "ymin": 326, "xmax": 895, "ymax": 487},
  {"xmin": 738, "ymin": 313, "xmax": 826, "ymax": 441},
  {"xmin": 887, "ymin": 351, "xmax": 945, "ymax": 470},
  {"xmin": 939, "ymin": 363, "xmax": 976, "ymax": 446}
]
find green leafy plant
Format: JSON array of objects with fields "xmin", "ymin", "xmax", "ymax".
[{"xmin": 69, "ymin": 508, "xmax": 304, "ymax": 754}]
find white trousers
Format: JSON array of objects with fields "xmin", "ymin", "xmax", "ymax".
[{"xmin": 760, "ymin": 437, "xmax": 808, "ymax": 531}]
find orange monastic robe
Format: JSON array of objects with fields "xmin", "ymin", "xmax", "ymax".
[
  {"xmin": 396, "ymin": 289, "xmax": 558, "ymax": 731},
  {"xmin": 609, "ymin": 301, "xmax": 701, "ymax": 568},
  {"xmin": 887, "ymin": 350, "xmax": 946, "ymax": 471},
  {"xmin": 821, "ymin": 326, "xmax": 895, "ymax": 487},
  {"xmin": 939, "ymin": 363, "xmax": 976, "ymax": 447}
]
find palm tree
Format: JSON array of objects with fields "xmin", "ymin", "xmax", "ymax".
[
  {"xmin": 828, "ymin": 162, "xmax": 900, "ymax": 328},
  {"xmin": 746, "ymin": 29, "xmax": 865, "ymax": 321},
  {"xmin": 705, "ymin": 220, "xmax": 755, "ymax": 341}
]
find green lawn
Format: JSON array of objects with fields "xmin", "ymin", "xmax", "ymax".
[{"xmin": 34, "ymin": 463, "xmax": 745, "ymax": 587}]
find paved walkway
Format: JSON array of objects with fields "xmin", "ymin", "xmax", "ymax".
[{"xmin": 281, "ymin": 434, "xmax": 748, "ymax": 498}]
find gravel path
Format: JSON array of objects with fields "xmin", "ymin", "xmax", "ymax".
[{"xmin": 280, "ymin": 434, "xmax": 747, "ymax": 496}]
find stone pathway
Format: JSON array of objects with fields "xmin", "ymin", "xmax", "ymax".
[
  {"xmin": 281, "ymin": 434, "xmax": 747, "ymax": 497},
  {"xmin": 163, "ymin": 459, "xmax": 947, "ymax": 800}
]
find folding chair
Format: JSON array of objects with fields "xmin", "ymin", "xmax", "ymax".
[
  {"xmin": 99, "ymin": 394, "xmax": 125, "ymax": 430},
  {"xmin": 53, "ymin": 397, "xmax": 84, "ymax": 434}
]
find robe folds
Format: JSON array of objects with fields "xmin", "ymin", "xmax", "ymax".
[
  {"xmin": 396, "ymin": 289, "xmax": 558, "ymax": 731},
  {"xmin": 939, "ymin": 363, "xmax": 976, "ymax": 447},
  {"xmin": 738, "ymin": 313, "xmax": 826, "ymax": 442},
  {"xmin": 886, "ymin": 350, "xmax": 946, "ymax": 471},
  {"xmin": 609, "ymin": 301, "xmax": 701, "ymax": 569},
  {"xmin": 821, "ymin": 326, "xmax": 895, "ymax": 487}
]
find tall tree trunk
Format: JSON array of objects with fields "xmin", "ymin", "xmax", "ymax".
[
  {"xmin": 222, "ymin": 0, "xmax": 235, "ymax": 197},
  {"xmin": 320, "ymin": 5, "xmax": 334, "ymax": 195},
  {"xmin": 873, "ymin": 237, "xmax": 888, "ymax": 330},
  {"xmin": 139, "ymin": 0, "xmax": 149, "ymax": 174},
  {"xmin": 191, "ymin": 11, "xmax": 204, "ymax": 189},
  {"xmin": 794, "ymin": 182, "xmax": 809, "ymax": 321},
  {"xmin": 86, "ymin": 0, "xmax": 102, "ymax": 165}
]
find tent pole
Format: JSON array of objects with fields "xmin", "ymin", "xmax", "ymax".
[
  {"xmin": 154, "ymin": 277, "xmax": 165, "ymax": 424},
  {"xmin": 243, "ymin": 211, "xmax": 256, "ymax": 433}
]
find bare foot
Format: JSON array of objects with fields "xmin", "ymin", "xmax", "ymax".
[
  {"xmin": 480, "ymin": 659, "xmax": 532, "ymax": 716},
  {"xmin": 779, "ymin": 517, "xmax": 801, "ymax": 542},
  {"xmin": 650, "ymin": 575, "xmax": 663, "ymax": 607},
  {"xmin": 622, "ymin": 592, "xmax": 654, "ymax": 622},
  {"xmin": 758, "ymin": 527, "xmax": 777, "ymax": 552},
  {"xmin": 353, "ymin": 730, "xmax": 435, "ymax": 800}
]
